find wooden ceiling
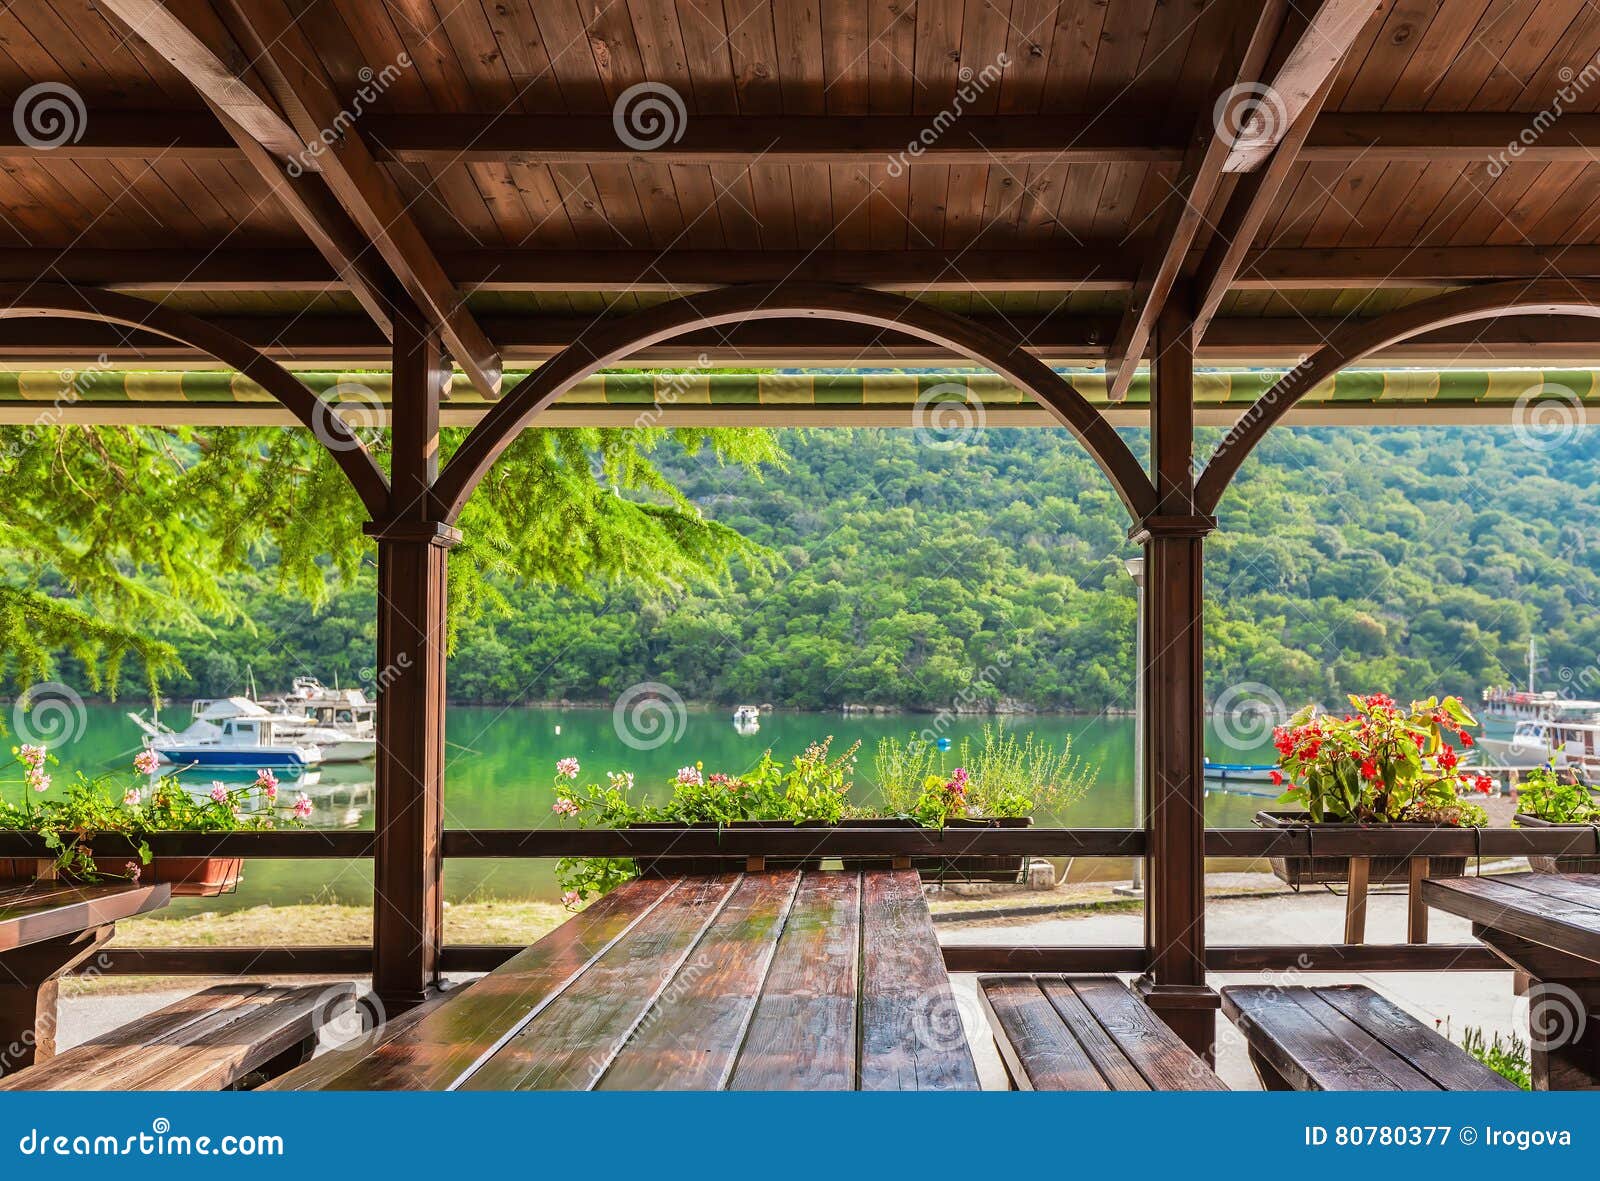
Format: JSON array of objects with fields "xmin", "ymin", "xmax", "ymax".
[{"xmin": 4, "ymin": 0, "xmax": 1600, "ymax": 374}]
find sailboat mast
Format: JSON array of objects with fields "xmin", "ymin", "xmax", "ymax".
[{"xmin": 1529, "ymin": 637, "xmax": 1537, "ymax": 695}]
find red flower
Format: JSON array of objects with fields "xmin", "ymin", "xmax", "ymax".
[
  {"xmin": 1438, "ymin": 746, "xmax": 1459, "ymax": 771},
  {"xmin": 1360, "ymin": 758, "xmax": 1378, "ymax": 780},
  {"xmin": 1270, "ymin": 770, "xmax": 1284, "ymax": 786},
  {"xmin": 1475, "ymin": 774, "xmax": 1493, "ymax": 795},
  {"xmin": 1460, "ymin": 731, "xmax": 1474, "ymax": 747}
]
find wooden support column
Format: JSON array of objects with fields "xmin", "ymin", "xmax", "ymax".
[
  {"xmin": 1132, "ymin": 299, "xmax": 1220, "ymax": 1059},
  {"xmin": 366, "ymin": 304, "xmax": 456, "ymax": 1012}
]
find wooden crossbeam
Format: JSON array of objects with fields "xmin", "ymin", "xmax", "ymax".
[
  {"xmin": 97, "ymin": 1, "xmax": 393, "ymax": 338},
  {"xmin": 2, "ymin": 111, "xmax": 1596, "ymax": 166},
  {"xmin": 92, "ymin": 0, "xmax": 305, "ymax": 161},
  {"xmin": 213, "ymin": 0, "xmax": 498, "ymax": 399},
  {"xmin": 2, "ymin": 313, "xmax": 1597, "ymax": 367},
  {"xmin": 1223, "ymin": 0, "xmax": 1385, "ymax": 172},
  {"xmin": 1190, "ymin": 0, "xmax": 1361, "ymax": 343},
  {"xmin": 103, "ymin": 0, "xmax": 499, "ymax": 399},
  {"xmin": 1103, "ymin": 2, "xmax": 1289, "ymax": 403},
  {"xmin": 19, "ymin": 245, "xmax": 1600, "ymax": 293}
]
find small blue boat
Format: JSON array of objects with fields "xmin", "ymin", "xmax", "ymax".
[{"xmin": 1202, "ymin": 757, "xmax": 1278, "ymax": 784}]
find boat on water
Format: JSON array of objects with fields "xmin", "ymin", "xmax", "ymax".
[
  {"xmin": 256, "ymin": 677, "xmax": 377, "ymax": 763},
  {"xmin": 130, "ymin": 697, "xmax": 323, "ymax": 769},
  {"xmin": 1480, "ymin": 718, "xmax": 1600, "ymax": 774},
  {"xmin": 733, "ymin": 705, "xmax": 761, "ymax": 733},
  {"xmin": 1481, "ymin": 640, "xmax": 1600, "ymax": 728},
  {"xmin": 1202, "ymin": 758, "xmax": 1279, "ymax": 785}
]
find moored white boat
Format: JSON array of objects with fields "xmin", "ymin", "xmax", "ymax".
[
  {"xmin": 130, "ymin": 698, "xmax": 322, "ymax": 769},
  {"xmin": 258, "ymin": 677, "xmax": 377, "ymax": 762}
]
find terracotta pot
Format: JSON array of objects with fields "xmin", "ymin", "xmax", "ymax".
[
  {"xmin": 840, "ymin": 816, "xmax": 1032, "ymax": 883},
  {"xmin": 1513, "ymin": 814, "xmax": 1600, "ymax": 874},
  {"xmin": 1254, "ymin": 810, "xmax": 1469, "ymax": 886},
  {"xmin": 0, "ymin": 855, "xmax": 243, "ymax": 897}
]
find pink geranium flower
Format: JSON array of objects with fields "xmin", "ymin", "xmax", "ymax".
[
  {"xmin": 292, "ymin": 794, "xmax": 313, "ymax": 819},
  {"xmin": 561, "ymin": 890, "xmax": 582, "ymax": 910},
  {"xmin": 556, "ymin": 757, "xmax": 580, "ymax": 780},
  {"xmin": 552, "ymin": 797, "xmax": 579, "ymax": 817},
  {"xmin": 209, "ymin": 783, "xmax": 229, "ymax": 804},
  {"xmin": 133, "ymin": 749, "xmax": 159, "ymax": 776},
  {"xmin": 122, "ymin": 788, "xmax": 141, "ymax": 808}
]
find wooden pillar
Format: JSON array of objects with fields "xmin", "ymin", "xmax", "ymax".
[
  {"xmin": 1132, "ymin": 299, "xmax": 1220, "ymax": 1059},
  {"xmin": 367, "ymin": 304, "xmax": 456, "ymax": 1012}
]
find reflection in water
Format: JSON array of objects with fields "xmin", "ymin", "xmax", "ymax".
[{"xmin": 40, "ymin": 703, "xmax": 1278, "ymax": 910}]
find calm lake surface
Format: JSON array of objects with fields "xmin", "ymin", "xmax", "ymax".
[{"xmin": 20, "ymin": 704, "xmax": 1280, "ymax": 912}]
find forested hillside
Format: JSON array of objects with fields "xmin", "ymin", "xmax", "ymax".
[{"xmin": 138, "ymin": 426, "xmax": 1600, "ymax": 713}]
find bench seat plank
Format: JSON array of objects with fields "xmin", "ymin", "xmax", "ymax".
[
  {"xmin": 2, "ymin": 983, "xmax": 351, "ymax": 1091},
  {"xmin": 979, "ymin": 975, "xmax": 1225, "ymax": 1090},
  {"xmin": 1222, "ymin": 985, "xmax": 1518, "ymax": 1092}
]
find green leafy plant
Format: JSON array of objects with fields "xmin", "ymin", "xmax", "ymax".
[
  {"xmin": 1461, "ymin": 1026, "xmax": 1531, "ymax": 1090},
  {"xmin": 1272, "ymin": 694, "xmax": 1491, "ymax": 826},
  {"xmin": 1, "ymin": 746, "xmax": 309, "ymax": 881},
  {"xmin": 1513, "ymin": 761, "xmax": 1600, "ymax": 825},
  {"xmin": 873, "ymin": 727, "xmax": 1095, "ymax": 822}
]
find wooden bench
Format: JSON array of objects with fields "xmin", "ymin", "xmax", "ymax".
[
  {"xmin": 1221, "ymin": 984, "xmax": 1518, "ymax": 1091},
  {"xmin": 0, "ymin": 982, "xmax": 355, "ymax": 1091},
  {"xmin": 978, "ymin": 975, "xmax": 1227, "ymax": 1090}
]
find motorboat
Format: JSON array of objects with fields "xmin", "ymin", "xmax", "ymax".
[
  {"xmin": 257, "ymin": 677, "xmax": 377, "ymax": 762},
  {"xmin": 733, "ymin": 704, "xmax": 761, "ymax": 734},
  {"xmin": 130, "ymin": 697, "xmax": 322, "ymax": 769}
]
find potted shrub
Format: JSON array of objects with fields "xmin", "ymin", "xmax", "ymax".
[
  {"xmin": 1512, "ymin": 762, "xmax": 1600, "ymax": 873},
  {"xmin": 850, "ymin": 729, "xmax": 1093, "ymax": 882},
  {"xmin": 548, "ymin": 740, "xmax": 860, "ymax": 904},
  {"xmin": 1257, "ymin": 694, "xmax": 1491, "ymax": 887},
  {"xmin": 2, "ymin": 745, "xmax": 312, "ymax": 896}
]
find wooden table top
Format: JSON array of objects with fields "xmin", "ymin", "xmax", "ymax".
[
  {"xmin": 275, "ymin": 869, "xmax": 980, "ymax": 1091},
  {"xmin": 0, "ymin": 880, "xmax": 171, "ymax": 954},
  {"xmin": 1422, "ymin": 872, "xmax": 1600, "ymax": 966}
]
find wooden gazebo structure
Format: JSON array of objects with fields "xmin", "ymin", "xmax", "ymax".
[{"xmin": 7, "ymin": 0, "xmax": 1600, "ymax": 1058}]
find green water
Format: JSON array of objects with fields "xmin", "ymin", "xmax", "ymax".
[{"xmin": 13, "ymin": 704, "xmax": 1278, "ymax": 911}]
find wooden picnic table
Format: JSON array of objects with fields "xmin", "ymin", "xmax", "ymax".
[
  {"xmin": 0, "ymin": 879, "xmax": 171, "ymax": 1072},
  {"xmin": 1423, "ymin": 871, "xmax": 1600, "ymax": 1090},
  {"xmin": 273, "ymin": 869, "xmax": 980, "ymax": 1090}
]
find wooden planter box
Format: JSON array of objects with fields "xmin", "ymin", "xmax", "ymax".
[
  {"xmin": 629, "ymin": 821, "xmax": 825, "ymax": 877},
  {"xmin": 0, "ymin": 855, "xmax": 243, "ymax": 897},
  {"xmin": 1254, "ymin": 811, "xmax": 1468, "ymax": 887},
  {"xmin": 840, "ymin": 817, "xmax": 1032, "ymax": 883},
  {"xmin": 1513, "ymin": 814, "xmax": 1600, "ymax": 874}
]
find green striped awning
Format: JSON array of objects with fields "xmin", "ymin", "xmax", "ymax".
[{"xmin": 0, "ymin": 367, "xmax": 1593, "ymax": 426}]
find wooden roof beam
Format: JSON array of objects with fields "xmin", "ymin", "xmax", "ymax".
[
  {"xmin": 1223, "ymin": 0, "xmax": 1386, "ymax": 173},
  {"xmin": 215, "ymin": 0, "xmax": 497, "ymax": 398},
  {"xmin": 21, "ymin": 245, "xmax": 1600, "ymax": 292},
  {"xmin": 7, "ymin": 110, "xmax": 1600, "ymax": 166},
  {"xmin": 106, "ymin": 0, "xmax": 499, "ymax": 399},
  {"xmin": 1190, "ymin": 0, "xmax": 1367, "ymax": 342},
  {"xmin": 1103, "ymin": 2, "xmax": 1290, "ymax": 403},
  {"xmin": 97, "ymin": 1, "xmax": 394, "ymax": 338}
]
